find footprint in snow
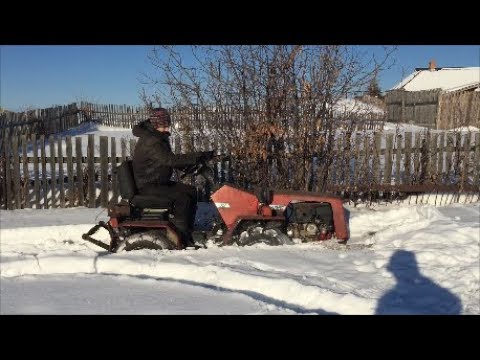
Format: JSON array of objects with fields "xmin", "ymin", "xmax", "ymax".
[
  {"xmin": 355, "ymin": 263, "xmax": 377, "ymax": 273},
  {"xmin": 393, "ymin": 240, "xmax": 402, "ymax": 248},
  {"xmin": 353, "ymin": 259, "xmax": 368, "ymax": 266}
]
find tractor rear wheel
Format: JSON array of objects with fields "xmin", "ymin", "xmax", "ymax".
[{"xmin": 114, "ymin": 229, "xmax": 177, "ymax": 252}]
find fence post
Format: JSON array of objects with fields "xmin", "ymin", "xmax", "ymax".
[
  {"xmin": 100, "ymin": 136, "xmax": 109, "ymax": 208},
  {"xmin": 129, "ymin": 139, "xmax": 136, "ymax": 159},
  {"xmin": 32, "ymin": 134, "xmax": 40, "ymax": 208},
  {"xmin": 40, "ymin": 135, "xmax": 48, "ymax": 209},
  {"xmin": 460, "ymin": 133, "xmax": 470, "ymax": 191},
  {"xmin": 419, "ymin": 133, "xmax": 429, "ymax": 184},
  {"xmin": 353, "ymin": 135, "xmax": 362, "ymax": 190},
  {"xmin": 49, "ymin": 136, "xmax": 57, "ymax": 208},
  {"xmin": 438, "ymin": 133, "xmax": 445, "ymax": 184},
  {"xmin": 66, "ymin": 135, "xmax": 74, "ymax": 207},
  {"xmin": 445, "ymin": 133, "xmax": 454, "ymax": 184},
  {"xmin": 76, "ymin": 137, "xmax": 84, "ymax": 207},
  {"xmin": 12, "ymin": 136, "xmax": 21, "ymax": 209},
  {"xmin": 22, "ymin": 134, "xmax": 30, "ymax": 208},
  {"xmin": 87, "ymin": 134, "xmax": 96, "ymax": 208},
  {"xmin": 373, "ymin": 132, "xmax": 382, "ymax": 186},
  {"xmin": 395, "ymin": 134, "xmax": 402, "ymax": 185},
  {"xmin": 385, "ymin": 134, "xmax": 393, "ymax": 186},
  {"xmin": 404, "ymin": 132, "xmax": 412, "ymax": 184},
  {"xmin": 430, "ymin": 133, "xmax": 438, "ymax": 184},
  {"xmin": 111, "ymin": 137, "xmax": 118, "ymax": 205},
  {"xmin": 5, "ymin": 139, "xmax": 13, "ymax": 209},
  {"xmin": 474, "ymin": 133, "xmax": 480, "ymax": 190},
  {"xmin": 121, "ymin": 138, "xmax": 127, "ymax": 162},
  {"xmin": 413, "ymin": 134, "xmax": 421, "ymax": 184},
  {"xmin": 58, "ymin": 137, "xmax": 65, "ymax": 208}
]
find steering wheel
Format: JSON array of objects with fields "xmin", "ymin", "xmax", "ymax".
[{"xmin": 180, "ymin": 160, "xmax": 214, "ymax": 185}]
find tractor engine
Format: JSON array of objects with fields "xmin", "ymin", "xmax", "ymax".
[{"xmin": 285, "ymin": 201, "xmax": 334, "ymax": 241}]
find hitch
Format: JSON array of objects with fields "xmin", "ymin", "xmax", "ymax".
[{"xmin": 82, "ymin": 221, "xmax": 119, "ymax": 252}]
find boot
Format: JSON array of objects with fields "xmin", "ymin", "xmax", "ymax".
[{"xmin": 172, "ymin": 219, "xmax": 195, "ymax": 248}]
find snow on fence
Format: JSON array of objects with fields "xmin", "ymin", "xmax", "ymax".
[{"xmin": 1, "ymin": 131, "xmax": 479, "ymax": 210}]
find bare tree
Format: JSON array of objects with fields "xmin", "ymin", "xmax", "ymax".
[{"xmin": 140, "ymin": 45, "xmax": 396, "ymax": 191}]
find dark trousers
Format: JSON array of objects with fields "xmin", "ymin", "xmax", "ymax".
[{"xmin": 140, "ymin": 181, "xmax": 198, "ymax": 231}]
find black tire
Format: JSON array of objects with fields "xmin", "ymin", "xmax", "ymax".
[
  {"xmin": 235, "ymin": 226, "xmax": 293, "ymax": 247},
  {"xmin": 115, "ymin": 229, "xmax": 176, "ymax": 252}
]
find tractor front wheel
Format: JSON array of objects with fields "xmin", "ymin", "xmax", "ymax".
[{"xmin": 235, "ymin": 223, "xmax": 293, "ymax": 247}]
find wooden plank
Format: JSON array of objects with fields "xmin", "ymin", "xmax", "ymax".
[
  {"xmin": 212, "ymin": 136, "xmax": 219, "ymax": 185},
  {"xmin": 327, "ymin": 138, "xmax": 337, "ymax": 186},
  {"xmin": 66, "ymin": 136, "xmax": 74, "ymax": 207},
  {"xmin": 373, "ymin": 133, "xmax": 382, "ymax": 185},
  {"xmin": 430, "ymin": 134, "xmax": 438, "ymax": 184},
  {"xmin": 336, "ymin": 135, "xmax": 344, "ymax": 185},
  {"xmin": 111, "ymin": 137, "xmax": 118, "ymax": 205},
  {"xmin": 190, "ymin": 134, "xmax": 196, "ymax": 186},
  {"xmin": 474, "ymin": 133, "xmax": 480, "ymax": 188},
  {"xmin": 4, "ymin": 139, "xmax": 12, "ymax": 209},
  {"xmin": 100, "ymin": 136, "xmax": 109, "ymax": 207},
  {"xmin": 404, "ymin": 132, "xmax": 412, "ymax": 184},
  {"xmin": 445, "ymin": 133, "xmax": 454, "ymax": 182},
  {"xmin": 32, "ymin": 134, "xmax": 41, "ymax": 208},
  {"xmin": 353, "ymin": 135, "xmax": 362, "ymax": 188},
  {"xmin": 363, "ymin": 136, "xmax": 371, "ymax": 186},
  {"xmin": 460, "ymin": 133, "xmax": 470, "ymax": 190},
  {"xmin": 195, "ymin": 136, "xmax": 206, "ymax": 200},
  {"xmin": 76, "ymin": 137, "xmax": 84, "ymax": 206},
  {"xmin": 419, "ymin": 132, "xmax": 430, "ymax": 184},
  {"xmin": 453, "ymin": 132, "xmax": 462, "ymax": 180},
  {"xmin": 437, "ymin": 133, "xmax": 445, "ymax": 183},
  {"xmin": 413, "ymin": 134, "xmax": 421, "ymax": 183},
  {"xmin": 129, "ymin": 138, "xmax": 136, "ymax": 159},
  {"xmin": 8, "ymin": 135, "xmax": 21, "ymax": 209},
  {"xmin": 385, "ymin": 134, "xmax": 393, "ymax": 186},
  {"xmin": 40, "ymin": 135, "xmax": 48, "ymax": 208},
  {"xmin": 395, "ymin": 134, "xmax": 402, "ymax": 185},
  {"xmin": 220, "ymin": 139, "xmax": 227, "ymax": 184},
  {"xmin": 49, "ymin": 136, "xmax": 57, "ymax": 208},
  {"xmin": 87, "ymin": 134, "xmax": 96, "ymax": 208},
  {"xmin": 343, "ymin": 134, "xmax": 352, "ymax": 187},
  {"xmin": 12, "ymin": 136, "xmax": 21, "ymax": 209},
  {"xmin": 121, "ymin": 138, "xmax": 127, "ymax": 162},
  {"xmin": 22, "ymin": 134, "xmax": 30, "ymax": 208},
  {"xmin": 58, "ymin": 137, "xmax": 65, "ymax": 208}
]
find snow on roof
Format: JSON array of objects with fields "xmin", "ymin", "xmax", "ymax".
[
  {"xmin": 333, "ymin": 98, "xmax": 385, "ymax": 115},
  {"xmin": 391, "ymin": 67, "xmax": 480, "ymax": 92}
]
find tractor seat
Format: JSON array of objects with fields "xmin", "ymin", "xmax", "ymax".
[
  {"xmin": 131, "ymin": 195, "xmax": 173, "ymax": 209},
  {"xmin": 117, "ymin": 160, "xmax": 173, "ymax": 210}
]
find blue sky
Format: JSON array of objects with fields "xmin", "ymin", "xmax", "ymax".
[{"xmin": 1, "ymin": 45, "xmax": 479, "ymax": 112}]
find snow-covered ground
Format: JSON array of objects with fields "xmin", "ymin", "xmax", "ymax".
[{"xmin": 1, "ymin": 202, "xmax": 478, "ymax": 314}]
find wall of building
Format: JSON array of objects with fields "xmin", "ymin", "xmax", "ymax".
[
  {"xmin": 437, "ymin": 89, "xmax": 480, "ymax": 130},
  {"xmin": 385, "ymin": 89, "xmax": 441, "ymax": 128}
]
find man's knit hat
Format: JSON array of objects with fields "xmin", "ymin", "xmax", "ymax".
[{"xmin": 149, "ymin": 108, "xmax": 171, "ymax": 128}]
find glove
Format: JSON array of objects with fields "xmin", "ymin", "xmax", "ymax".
[{"xmin": 199, "ymin": 150, "xmax": 215, "ymax": 162}]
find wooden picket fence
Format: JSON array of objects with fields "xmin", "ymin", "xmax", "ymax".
[
  {"xmin": 1, "ymin": 131, "xmax": 479, "ymax": 210},
  {"xmin": 0, "ymin": 104, "xmax": 81, "ymax": 151},
  {"xmin": 78, "ymin": 102, "xmax": 386, "ymax": 132}
]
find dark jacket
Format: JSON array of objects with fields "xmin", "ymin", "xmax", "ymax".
[{"xmin": 132, "ymin": 121, "xmax": 203, "ymax": 190}]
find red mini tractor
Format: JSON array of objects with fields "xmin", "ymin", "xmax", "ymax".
[{"xmin": 82, "ymin": 160, "xmax": 349, "ymax": 252}]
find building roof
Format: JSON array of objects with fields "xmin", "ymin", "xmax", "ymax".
[{"xmin": 391, "ymin": 67, "xmax": 480, "ymax": 92}]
